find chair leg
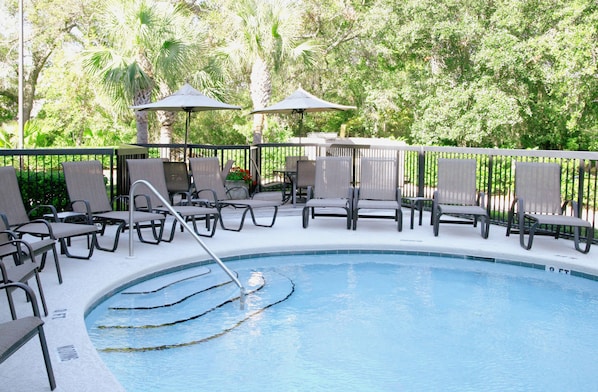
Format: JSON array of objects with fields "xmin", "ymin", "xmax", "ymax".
[
  {"xmin": 37, "ymin": 327, "xmax": 57, "ymax": 390},
  {"xmin": 302, "ymin": 207, "xmax": 310, "ymax": 228},
  {"xmin": 574, "ymin": 225, "xmax": 593, "ymax": 254},
  {"xmin": 519, "ymin": 216, "xmax": 536, "ymax": 250},
  {"xmin": 33, "ymin": 271, "xmax": 49, "ymax": 317}
]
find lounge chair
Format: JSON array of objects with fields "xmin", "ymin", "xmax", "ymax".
[
  {"xmin": 189, "ymin": 157, "xmax": 279, "ymax": 231},
  {"xmin": 62, "ymin": 161, "xmax": 166, "ymax": 251},
  {"xmin": 353, "ymin": 157, "xmax": 402, "ymax": 231},
  {"xmin": 302, "ymin": 156, "xmax": 354, "ymax": 229},
  {"xmin": 0, "ymin": 282, "xmax": 56, "ymax": 390},
  {"xmin": 127, "ymin": 159, "xmax": 220, "ymax": 239},
  {"xmin": 284, "ymin": 155, "xmax": 308, "ymax": 201},
  {"xmin": 506, "ymin": 161, "xmax": 593, "ymax": 253},
  {"xmin": 0, "ymin": 232, "xmax": 49, "ymax": 317},
  {"xmin": 293, "ymin": 159, "xmax": 316, "ymax": 207},
  {"xmin": 432, "ymin": 158, "xmax": 489, "ymax": 238},
  {"xmin": 163, "ymin": 161, "xmax": 193, "ymax": 205},
  {"xmin": 0, "ymin": 213, "xmax": 61, "ymax": 284},
  {"xmin": 0, "ymin": 166, "xmax": 99, "ymax": 260}
]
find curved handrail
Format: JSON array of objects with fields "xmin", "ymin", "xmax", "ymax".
[{"xmin": 128, "ymin": 180, "xmax": 246, "ymax": 309}]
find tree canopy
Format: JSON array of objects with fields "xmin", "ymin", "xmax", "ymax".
[{"xmin": 1, "ymin": 0, "xmax": 596, "ymax": 150}]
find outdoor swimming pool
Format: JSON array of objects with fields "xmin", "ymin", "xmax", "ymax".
[{"xmin": 85, "ymin": 251, "xmax": 598, "ymax": 391}]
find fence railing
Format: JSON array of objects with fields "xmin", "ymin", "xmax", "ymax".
[{"xmin": 1, "ymin": 143, "xmax": 596, "ymax": 242}]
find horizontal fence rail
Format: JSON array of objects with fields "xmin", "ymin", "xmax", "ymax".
[{"xmin": 1, "ymin": 144, "xmax": 596, "ymax": 243}]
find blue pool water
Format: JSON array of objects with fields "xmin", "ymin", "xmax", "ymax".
[{"xmin": 85, "ymin": 252, "xmax": 598, "ymax": 391}]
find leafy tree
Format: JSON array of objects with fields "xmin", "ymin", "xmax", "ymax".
[
  {"xmin": 215, "ymin": 0, "xmax": 318, "ymax": 143},
  {"xmin": 83, "ymin": 0, "xmax": 206, "ymax": 144}
]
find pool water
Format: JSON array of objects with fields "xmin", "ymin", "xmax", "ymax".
[{"xmin": 85, "ymin": 252, "xmax": 598, "ymax": 391}]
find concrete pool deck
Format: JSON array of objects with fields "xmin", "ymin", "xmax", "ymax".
[{"xmin": 1, "ymin": 200, "xmax": 596, "ymax": 391}]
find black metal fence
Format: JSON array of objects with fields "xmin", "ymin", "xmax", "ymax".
[{"xmin": 1, "ymin": 143, "xmax": 596, "ymax": 242}]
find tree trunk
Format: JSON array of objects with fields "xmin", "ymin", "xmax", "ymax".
[
  {"xmin": 250, "ymin": 57, "xmax": 272, "ymax": 144},
  {"xmin": 133, "ymin": 87, "xmax": 153, "ymax": 144}
]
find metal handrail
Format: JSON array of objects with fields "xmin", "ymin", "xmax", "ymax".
[{"xmin": 128, "ymin": 180, "xmax": 246, "ymax": 309}]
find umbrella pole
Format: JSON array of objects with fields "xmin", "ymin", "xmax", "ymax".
[
  {"xmin": 184, "ymin": 111, "xmax": 191, "ymax": 162},
  {"xmin": 299, "ymin": 110, "xmax": 304, "ymax": 145}
]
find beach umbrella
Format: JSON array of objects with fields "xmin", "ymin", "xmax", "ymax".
[
  {"xmin": 132, "ymin": 83, "xmax": 241, "ymax": 159},
  {"xmin": 250, "ymin": 87, "xmax": 356, "ymax": 139}
]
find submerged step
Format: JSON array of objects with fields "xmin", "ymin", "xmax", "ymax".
[{"xmin": 88, "ymin": 269, "xmax": 295, "ymax": 352}]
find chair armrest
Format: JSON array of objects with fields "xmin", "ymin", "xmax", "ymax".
[
  {"xmin": 29, "ymin": 205, "xmax": 59, "ymax": 220},
  {"xmin": 306, "ymin": 186, "xmax": 313, "ymax": 201},
  {"xmin": 224, "ymin": 184, "xmax": 249, "ymax": 199},
  {"xmin": 69, "ymin": 200, "xmax": 94, "ymax": 223},
  {"xmin": 133, "ymin": 194, "xmax": 153, "ymax": 211},
  {"xmin": 0, "ymin": 282, "xmax": 42, "ymax": 318},
  {"xmin": 12, "ymin": 219, "xmax": 56, "ymax": 239},
  {"xmin": 194, "ymin": 188, "xmax": 218, "ymax": 204}
]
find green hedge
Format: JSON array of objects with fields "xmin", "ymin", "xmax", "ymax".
[{"xmin": 16, "ymin": 171, "xmax": 70, "ymax": 218}]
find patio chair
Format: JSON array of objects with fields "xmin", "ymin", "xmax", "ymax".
[
  {"xmin": 163, "ymin": 161, "xmax": 193, "ymax": 205},
  {"xmin": 127, "ymin": 159, "xmax": 220, "ymax": 239},
  {"xmin": 189, "ymin": 157, "xmax": 279, "ymax": 231},
  {"xmin": 283, "ymin": 156, "xmax": 307, "ymax": 204},
  {"xmin": 0, "ymin": 235, "xmax": 49, "ymax": 318},
  {"xmin": 506, "ymin": 161, "xmax": 593, "ymax": 253},
  {"xmin": 0, "ymin": 213, "xmax": 61, "ymax": 284},
  {"xmin": 0, "ymin": 166, "xmax": 99, "ymax": 260},
  {"xmin": 62, "ymin": 161, "xmax": 166, "ymax": 252},
  {"xmin": 432, "ymin": 158, "xmax": 489, "ymax": 238},
  {"xmin": 293, "ymin": 159, "xmax": 316, "ymax": 207},
  {"xmin": 302, "ymin": 156, "xmax": 354, "ymax": 229},
  {"xmin": 0, "ymin": 282, "xmax": 56, "ymax": 390},
  {"xmin": 353, "ymin": 157, "xmax": 403, "ymax": 231}
]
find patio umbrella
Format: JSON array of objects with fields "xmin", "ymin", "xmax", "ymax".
[
  {"xmin": 132, "ymin": 83, "xmax": 241, "ymax": 159},
  {"xmin": 250, "ymin": 87, "xmax": 356, "ymax": 139}
]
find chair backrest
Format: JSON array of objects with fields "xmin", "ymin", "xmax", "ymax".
[
  {"xmin": 359, "ymin": 158, "xmax": 398, "ymax": 201},
  {"xmin": 436, "ymin": 158, "xmax": 478, "ymax": 205},
  {"xmin": 515, "ymin": 161, "xmax": 562, "ymax": 214},
  {"xmin": 220, "ymin": 159, "xmax": 235, "ymax": 185},
  {"xmin": 296, "ymin": 160, "xmax": 316, "ymax": 188},
  {"xmin": 189, "ymin": 157, "xmax": 229, "ymax": 200},
  {"xmin": 126, "ymin": 159, "xmax": 171, "ymax": 209},
  {"xmin": 285, "ymin": 156, "xmax": 308, "ymax": 171},
  {"xmin": 62, "ymin": 161, "xmax": 113, "ymax": 214},
  {"xmin": 163, "ymin": 161, "xmax": 190, "ymax": 194},
  {"xmin": 313, "ymin": 157, "xmax": 352, "ymax": 199},
  {"xmin": 0, "ymin": 167, "xmax": 33, "ymax": 226},
  {"xmin": 0, "ymin": 214, "xmax": 11, "ymax": 246}
]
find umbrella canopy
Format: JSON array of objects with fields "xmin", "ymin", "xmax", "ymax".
[
  {"xmin": 250, "ymin": 87, "xmax": 356, "ymax": 115},
  {"xmin": 249, "ymin": 88, "xmax": 356, "ymax": 139},
  {"xmin": 132, "ymin": 83, "xmax": 241, "ymax": 159}
]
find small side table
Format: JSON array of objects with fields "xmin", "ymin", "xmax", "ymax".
[
  {"xmin": 404, "ymin": 197, "xmax": 433, "ymax": 229},
  {"xmin": 43, "ymin": 211, "xmax": 87, "ymax": 223}
]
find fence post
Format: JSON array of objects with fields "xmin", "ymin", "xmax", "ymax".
[{"xmin": 417, "ymin": 147, "xmax": 425, "ymax": 197}]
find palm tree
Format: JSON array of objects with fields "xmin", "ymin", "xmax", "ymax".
[
  {"xmin": 83, "ymin": 0, "xmax": 202, "ymax": 143},
  {"xmin": 219, "ymin": 0, "xmax": 318, "ymax": 144}
]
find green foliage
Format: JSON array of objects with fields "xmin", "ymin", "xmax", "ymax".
[
  {"xmin": 0, "ymin": 0, "xmax": 596, "ymax": 150},
  {"xmin": 16, "ymin": 171, "xmax": 69, "ymax": 217}
]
